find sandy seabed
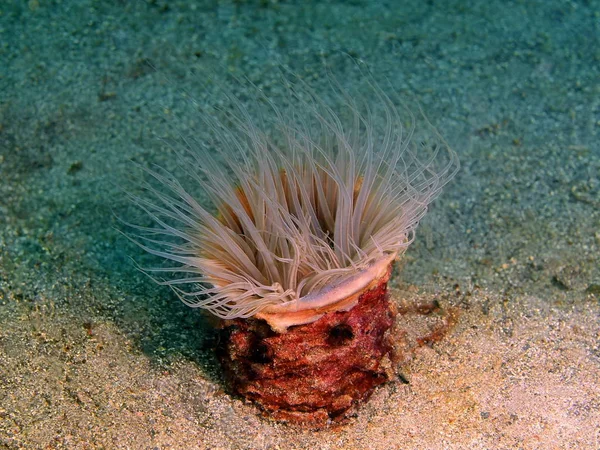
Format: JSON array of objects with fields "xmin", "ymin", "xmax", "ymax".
[{"xmin": 1, "ymin": 0, "xmax": 599, "ymax": 448}]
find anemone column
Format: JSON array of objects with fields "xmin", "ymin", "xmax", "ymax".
[{"xmin": 219, "ymin": 264, "xmax": 396, "ymax": 426}]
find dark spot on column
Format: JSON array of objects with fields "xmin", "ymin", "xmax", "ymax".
[
  {"xmin": 251, "ymin": 341, "xmax": 272, "ymax": 364},
  {"xmin": 327, "ymin": 323, "xmax": 354, "ymax": 347}
]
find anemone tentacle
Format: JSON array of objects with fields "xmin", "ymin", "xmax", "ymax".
[{"xmin": 125, "ymin": 68, "xmax": 459, "ymax": 325}]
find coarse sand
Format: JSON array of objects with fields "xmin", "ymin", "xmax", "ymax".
[{"xmin": 1, "ymin": 0, "xmax": 598, "ymax": 448}]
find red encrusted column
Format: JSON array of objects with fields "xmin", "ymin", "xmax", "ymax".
[{"xmin": 218, "ymin": 268, "xmax": 397, "ymax": 427}]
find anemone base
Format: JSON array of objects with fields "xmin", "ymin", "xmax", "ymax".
[{"xmin": 218, "ymin": 273, "xmax": 397, "ymax": 427}]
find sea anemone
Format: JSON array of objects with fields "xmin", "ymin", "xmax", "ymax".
[{"xmin": 123, "ymin": 64, "xmax": 459, "ymax": 424}]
